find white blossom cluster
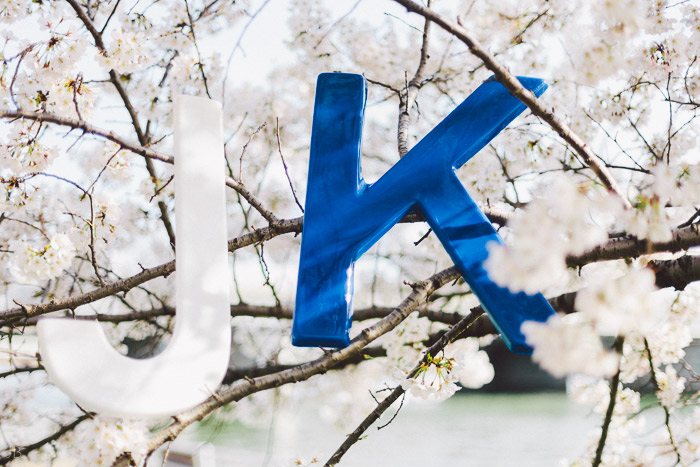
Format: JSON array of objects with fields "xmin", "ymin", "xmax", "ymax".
[
  {"xmin": 0, "ymin": 121, "xmax": 58, "ymax": 175},
  {"xmin": 380, "ymin": 313, "xmax": 494, "ymax": 401},
  {"xmin": 72, "ymin": 417, "xmax": 148, "ymax": 466},
  {"xmin": 485, "ymin": 178, "xmax": 616, "ymax": 295},
  {"xmin": 9, "ymin": 233, "xmax": 75, "ymax": 283},
  {"xmin": 400, "ymin": 352, "xmax": 462, "ymax": 401}
]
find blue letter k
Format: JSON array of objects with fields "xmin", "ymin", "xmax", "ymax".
[{"xmin": 293, "ymin": 73, "xmax": 555, "ymax": 354}]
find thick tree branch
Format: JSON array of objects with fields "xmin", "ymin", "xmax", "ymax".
[
  {"xmin": 6, "ymin": 219, "xmax": 699, "ymax": 330},
  {"xmin": 649, "ymin": 254, "xmax": 700, "ymax": 290},
  {"xmin": 392, "ymin": 0, "xmax": 632, "ymax": 208},
  {"xmin": 567, "ymin": 224, "xmax": 700, "ymax": 268},
  {"xmin": 425, "ymin": 253, "xmax": 698, "ymax": 344},
  {"xmin": 0, "ymin": 217, "xmax": 302, "ymax": 328},
  {"xmin": 0, "ymin": 260, "xmax": 175, "ymax": 327},
  {"xmin": 112, "ymin": 267, "xmax": 461, "ymax": 466}
]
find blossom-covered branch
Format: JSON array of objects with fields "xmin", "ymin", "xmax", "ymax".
[
  {"xmin": 0, "ymin": 216, "xmax": 302, "ymax": 328},
  {"xmin": 111, "ymin": 267, "xmax": 461, "ymax": 466},
  {"xmin": 0, "ymin": 110, "xmax": 173, "ymax": 163},
  {"xmin": 392, "ymin": 0, "xmax": 632, "ymax": 208},
  {"xmin": 0, "ymin": 415, "xmax": 91, "ymax": 465},
  {"xmin": 325, "ymin": 308, "xmax": 488, "ymax": 466}
]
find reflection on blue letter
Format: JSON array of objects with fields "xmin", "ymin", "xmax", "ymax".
[{"xmin": 293, "ymin": 73, "xmax": 555, "ymax": 354}]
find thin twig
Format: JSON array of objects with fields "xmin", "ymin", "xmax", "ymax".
[
  {"xmin": 0, "ymin": 365, "xmax": 43, "ymax": 379},
  {"xmin": 235, "ymin": 122, "xmax": 265, "ymax": 182},
  {"xmin": 70, "ymin": 73, "xmax": 84, "ymax": 121},
  {"xmin": 0, "ymin": 415, "xmax": 91, "ymax": 464},
  {"xmin": 184, "ymin": 0, "xmax": 211, "ymax": 98},
  {"xmin": 376, "ymin": 392, "xmax": 405, "ymax": 430},
  {"xmin": 312, "ymin": 0, "xmax": 363, "ymax": 50},
  {"xmin": 255, "ymin": 242, "xmax": 281, "ymax": 308},
  {"xmin": 275, "ymin": 117, "xmax": 304, "ymax": 213},
  {"xmin": 99, "ymin": 0, "xmax": 122, "ymax": 35},
  {"xmin": 413, "ymin": 228, "xmax": 432, "ymax": 246},
  {"xmin": 86, "ymin": 146, "xmax": 123, "ymax": 193},
  {"xmin": 221, "ymin": 0, "xmax": 273, "ymax": 106},
  {"xmin": 8, "ymin": 45, "xmax": 33, "ymax": 109},
  {"xmin": 86, "ymin": 191, "xmax": 105, "ymax": 286}
]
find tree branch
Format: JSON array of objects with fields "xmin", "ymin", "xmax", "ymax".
[
  {"xmin": 112, "ymin": 267, "xmax": 462, "ymax": 466},
  {"xmin": 183, "ymin": 0, "xmax": 212, "ymax": 98},
  {"xmin": 0, "ymin": 414, "xmax": 91, "ymax": 465},
  {"xmin": 6, "ymin": 218, "xmax": 700, "ymax": 331},
  {"xmin": 325, "ymin": 304, "xmax": 488, "ymax": 466},
  {"xmin": 568, "ymin": 224, "xmax": 700, "ymax": 268},
  {"xmin": 0, "ymin": 208, "xmax": 475, "ymax": 329},
  {"xmin": 592, "ymin": 336, "xmax": 624, "ymax": 467},
  {"xmin": 0, "ymin": 365, "xmax": 43, "ymax": 379},
  {"xmin": 18, "ymin": 303, "xmax": 468, "ymax": 329},
  {"xmin": 397, "ymin": 0, "xmax": 432, "ymax": 158},
  {"xmin": 66, "ymin": 0, "xmax": 178, "ymax": 248},
  {"xmin": 222, "ymin": 346, "xmax": 387, "ymax": 385},
  {"xmin": 649, "ymin": 254, "xmax": 700, "ymax": 290},
  {"xmin": 0, "ymin": 217, "xmax": 302, "ymax": 328},
  {"xmin": 392, "ymin": 0, "xmax": 632, "ymax": 208},
  {"xmin": 1, "ymin": 110, "xmax": 519, "ymax": 226},
  {"xmin": 0, "ymin": 108, "xmax": 278, "ymax": 223},
  {"xmin": 0, "ymin": 110, "xmax": 173, "ymax": 163}
]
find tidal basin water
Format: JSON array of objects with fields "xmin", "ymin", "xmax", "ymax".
[{"xmin": 167, "ymin": 393, "xmax": 601, "ymax": 466}]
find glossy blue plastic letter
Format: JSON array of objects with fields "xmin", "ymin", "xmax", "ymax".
[{"xmin": 293, "ymin": 73, "xmax": 555, "ymax": 354}]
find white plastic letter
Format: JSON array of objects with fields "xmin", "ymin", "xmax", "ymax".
[{"xmin": 37, "ymin": 95, "xmax": 231, "ymax": 418}]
